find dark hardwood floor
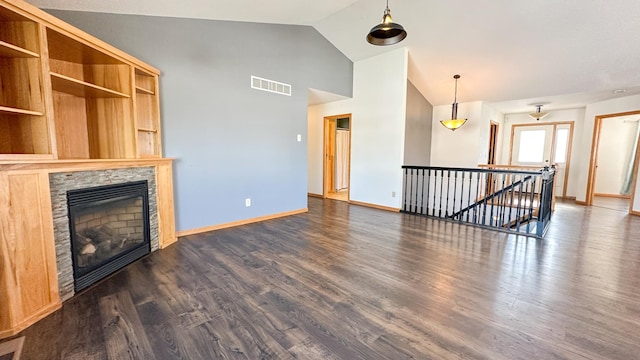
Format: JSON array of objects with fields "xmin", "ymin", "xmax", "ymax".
[{"xmin": 15, "ymin": 197, "xmax": 640, "ymax": 359}]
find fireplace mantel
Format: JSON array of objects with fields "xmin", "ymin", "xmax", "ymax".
[
  {"xmin": 0, "ymin": 158, "xmax": 175, "ymax": 171},
  {"xmin": 0, "ymin": 159, "xmax": 176, "ymax": 338}
]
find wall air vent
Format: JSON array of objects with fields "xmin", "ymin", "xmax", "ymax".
[{"xmin": 251, "ymin": 76, "xmax": 292, "ymax": 96}]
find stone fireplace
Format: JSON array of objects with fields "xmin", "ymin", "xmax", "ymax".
[{"xmin": 50, "ymin": 167, "xmax": 160, "ymax": 301}]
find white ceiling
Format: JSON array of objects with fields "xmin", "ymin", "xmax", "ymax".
[{"xmin": 27, "ymin": 0, "xmax": 640, "ymax": 114}]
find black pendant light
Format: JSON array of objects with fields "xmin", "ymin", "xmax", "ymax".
[{"xmin": 366, "ymin": 0, "xmax": 407, "ymax": 46}]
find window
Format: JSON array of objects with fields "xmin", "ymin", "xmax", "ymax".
[
  {"xmin": 518, "ymin": 130, "xmax": 546, "ymax": 163},
  {"xmin": 554, "ymin": 128, "xmax": 569, "ymax": 163}
]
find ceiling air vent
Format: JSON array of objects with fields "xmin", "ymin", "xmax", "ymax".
[{"xmin": 251, "ymin": 76, "xmax": 291, "ymax": 96}]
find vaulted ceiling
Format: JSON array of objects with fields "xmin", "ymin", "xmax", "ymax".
[{"xmin": 27, "ymin": 0, "xmax": 640, "ymax": 113}]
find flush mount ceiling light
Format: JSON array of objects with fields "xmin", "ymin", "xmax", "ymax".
[
  {"xmin": 529, "ymin": 105, "xmax": 549, "ymax": 121},
  {"xmin": 441, "ymin": 75, "xmax": 467, "ymax": 131},
  {"xmin": 366, "ymin": 0, "xmax": 407, "ymax": 46}
]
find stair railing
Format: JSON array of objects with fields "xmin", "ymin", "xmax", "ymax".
[{"xmin": 401, "ymin": 165, "xmax": 556, "ymax": 238}]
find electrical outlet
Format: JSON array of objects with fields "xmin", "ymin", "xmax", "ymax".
[
  {"xmin": 392, "ymin": 191, "xmax": 396, "ymax": 198},
  {"xmin": 245, "ymin": 198, "xmax": 251, "ymax": 207}
]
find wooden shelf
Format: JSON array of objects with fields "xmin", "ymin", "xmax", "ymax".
[
  {"xmin": 137, "ymin": 127, "xmax": 157, "ymax": 133},
  {"xmin": 0, "ymin": 153, "xmax": 54, "ymax": 161},
  {"xmin": 0, "ymin": 105, "xmax": 43, "ymax": 116},
  {"xmin": 50, "ymin": 72, "xmax": 130, "ymax": 98},
  {"xmin": 46, "ymin": 28, "xmax": 124, "ymax": 65},
  {"xmin": 135, "ymin": 86, "xmax": 155, "ymax": 95},
  {"xmin": 0, "ymin": 40, "xmax": 39, "ymax": 58}
]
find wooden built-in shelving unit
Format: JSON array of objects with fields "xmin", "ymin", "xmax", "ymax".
[
  {"xmin": 0, "ymin": 1, "xmax": 163, "ymax": 160},
  {"xmin": 0, "ymin": 0, "xmax": 175, "ymax": 339}
]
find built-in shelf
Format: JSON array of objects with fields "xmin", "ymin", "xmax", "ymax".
[
  {"xmin": 137, "ymin": 128, "xmax": 157, "ymax": 133},
  {"xmin": 0, "ymin": 105, "xmax": 43, "ymax": 116},
  {"xmin": 135, "ymin": 86, "xmax": 155, "ymax": 95},
  {"xmin": 46, "ymin": 28, "xmax": 124, "ymax": 65},
  {"xmin": 0, "ymin": 40, "xmax": 39, "ymax": 58},
  {"xmin": 50, "ymin": 72, "xmax": 130, "ymax": 98}
]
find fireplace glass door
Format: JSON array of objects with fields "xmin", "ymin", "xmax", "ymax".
[{"xmin": 67, "ymin": 181, "xmax": 151, "ymax": 292}]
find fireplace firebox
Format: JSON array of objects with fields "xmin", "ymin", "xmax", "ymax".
[{"xmin": 67, "ymin": 180, "xmax": 151, "ymax": 292}]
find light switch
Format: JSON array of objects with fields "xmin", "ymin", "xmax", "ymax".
[{"xmin": 297, "ymin": 134, "xmax": 302, "ymax": 142}]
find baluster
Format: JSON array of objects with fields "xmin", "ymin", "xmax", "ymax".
[
  {"xmin": 467, "ymin": 172, "xmax": 477, "ymax": 222},
  {"xmin": 525, "ymin": 177, "xmax": 535, "ymax": 234},
  {"xmin": 416, "ymin": 168, "xmax": 420, "ymax": 214},
  {"xmin": 493, "ymin": 171, "xmax": 498, "ymax": 227},
  {"xmin": 488, "ymin": 171, "xmax": 494, "ymax": 227},
  {"xmin": 433, "ymin": 169, "xmax": 444, "ymax": 217},
  {"xmin": 402, "ymin": 167, "xmax": 408, "ymax": 211},
  {"xmin": 418, "ymin": 169, "xmax": 424, "ymax": 214},
  {"xmin": 407, "ymin": 168, "xmax": 412, "ymax": 212},
  {"xmin": 488, "ymin": 171, "xmax": 495, "ymax": 226},
  {"xmin": 458, "ymin": 171, "xmax": 465, "ymax": 222},
  {"xmin": 508, "ymin": 173, "xmax": 516, "ymax": 229},
  {"xmin": 492, "ymin": 171, "xmax": 498, "ymax": 227},
  {"xmin": 407, "ymin": 169, "xmax": 415, "ymax": 213},
  {"xmin": 499, "ymin": 172, "xmax": 507, "ymax": 227},
  {"xmin": 433, "ymin": 169, "xmax": 439, "ymax": 218},
  {"xmin": 444, "ymin": 170, "xmax": 451, "ymax": 217},
  {"xmin": 477, "ymin": 171, "xmax": 483, "ymax": 225},
  {"xmin": 423, "ymin": 169, "xmax": 431, "ymax": 215},
  {"xmin": 414, "ymin": 169, "xmax": 420, "ymax": 213},
  {"xmin": 476, "ymin": 172, "xmax": 483, "ymax": 225}
]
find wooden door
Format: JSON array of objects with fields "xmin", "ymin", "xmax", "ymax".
[{"xmin": 510, "ymin": 124, "xmax": 555, "ymax": 167}]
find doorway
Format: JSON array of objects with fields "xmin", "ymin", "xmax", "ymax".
[
  {"xmin": 586, "ymin": 110, "xmax": 640, "ymax": 213},
  {"xmin": 324, "ymin": 114, "xmax": 351, "ymax": 201},
  {"xmin": 508, "ymin": 121, "xmax": 574, "ymax": 198}
]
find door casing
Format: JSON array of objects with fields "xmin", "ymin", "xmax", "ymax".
[
  {"xmin": 323, "ymin": 114, "xmax": 351, "ymax": 198},
  {"xmin": 586, "ymin": 110, "xmax": 640, "ymax": 213}
]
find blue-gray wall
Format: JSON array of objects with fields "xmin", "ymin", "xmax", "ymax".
[
  {"xmin": 47, "ymin": 10, "xmax": 353, "ymax": 232},
  {"xmin": 404, "ymin": 81, "xmax": 432, "ymax": 165}
]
